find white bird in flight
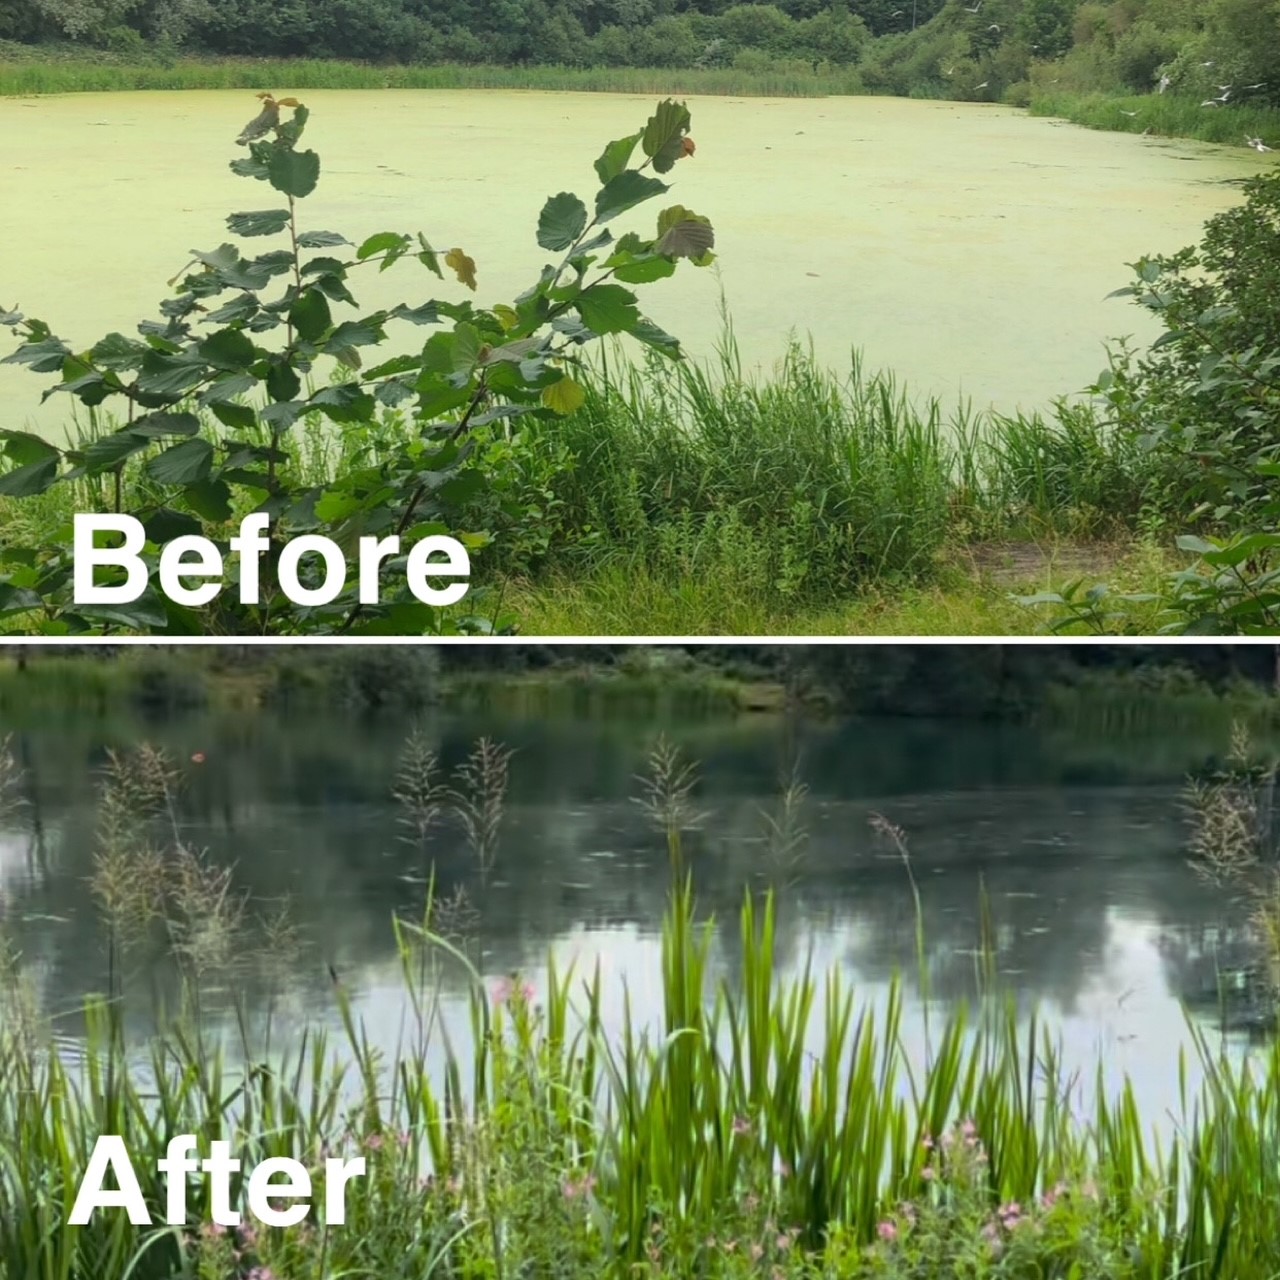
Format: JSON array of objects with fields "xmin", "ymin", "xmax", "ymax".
[{"xmin": 1246, "ymin": 135, "xmax": 1274, "ymax": 152}]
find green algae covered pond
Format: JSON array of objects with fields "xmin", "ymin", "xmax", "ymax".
[{"xmin": 0, "ymin": 88, "xmax": 1269, "ymax": 436}]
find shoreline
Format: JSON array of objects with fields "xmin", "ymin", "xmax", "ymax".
[{"xmin": 1, "ymin": 50, "xmax": 1277, "ymax": 149}]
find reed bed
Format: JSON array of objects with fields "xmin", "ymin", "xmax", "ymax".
[
  {"xmin": 500, "ymin": 338, "xmax": 1146, "ymax": 602},
  {"xmin": 0, "ymin": 739, "xmax": 1278, "ymax": 1278},
  {"xmin": 0, "ymin": 53, "xmax": 861, "ymax": 98},
  {"xmin": 1029, "ymin": 90, "xmax": 1280, "ymax": 149}
]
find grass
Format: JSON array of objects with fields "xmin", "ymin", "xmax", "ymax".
[
  {"xmin": 0, "ymin": 329, "xmax": 1165, "ymax": 636},
  {"xmin": 0, "ymin": 47, "xmax": 862, "ymax": 98},
  {"xmin": 500, "ymin": 542, "xmax": 1172, "ymax": 635},
  {"xmin": 3, "ymin": 738, "xmax": 1280, "ymax": 1279},
  {"xmin": 1028, "ymin": 89, "xmax": 1280, "ymax": 148},
  {"xmin": 501, "ymin": 564, "xmax": 1034, "ymax": 635},
  {"xmin": 1043, "ymin": 673, "xmax": 1280, "ymax": 735},
  {"xmin": 462, "ymin": 337, "xmax": 1157, "ymax": 634}
]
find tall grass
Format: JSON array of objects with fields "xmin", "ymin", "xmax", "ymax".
[
  {"xmin": 2, "ymin": 738, "xmax": 1280, "ymax": 1277},
  {"xmin": 1040, "ymin": 672, "xmax": 1280, "ymax": 736},
  {"xmin": 1029, "ymin": 90, "xmax": 1280, "ymax": 149},
  {"xmin": 0, "ymin": 52, "xmax": 863, "ymax": 98},
  {"xmin": 490, "ymin": 336, "xmax": 1146, "ymax": 605},
  {"xmin": 3, "ymin": 332, "xmax": 1144, "ymax": 631}
]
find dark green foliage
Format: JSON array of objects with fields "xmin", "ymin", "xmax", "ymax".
[
  {"xmin": 1035, "ymin": 172, "xmax": 1280, "ymax": 635},
  {"xmin": 1097, "ymin": 170, "xmax": 1280, "ymax": 528}
]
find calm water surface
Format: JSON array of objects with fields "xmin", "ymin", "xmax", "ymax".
[
  {"xmin": 0, "ymin": 703, "xmax": 1260, "ymax": 1121},
  {"xmin": 1, "ymin": 90, "xmax": 1269, "ymax": 435}
]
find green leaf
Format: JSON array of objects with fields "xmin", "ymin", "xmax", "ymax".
[
  {"xmin": 595, "ymin": 172, "xmax": 669, "ymax": 224},
  {"xmin": 184, "ymin": 479, "xmax": 233, "ymax": 523},
  {"xmin": 1176, "ymin": 535, "xmax": 1220, "ymax": 555},
  {"xmin": 0, "ymin": 430, "xmax": 59, "ymax": 465},
  {"xmin": 229, "ymin": 152, "xmax": 270, "ymax": 181},
  {"xmin": 211, "ymin": 401, "xmax": 257, "ymax": 431},
  {"xmin": 417, "ymin": 233, "xmax": 444, "ymax": 279},
  {"xmin": 130, "ymin": 412, "xmax": 200, "ymax": 439},
  {"xmin": 137, "ymin": 351, "xmax": 206, "ymax": 398},
  {"xmin": 0, "ymin": 457, "xmax": 57, "ymax": 496},
  {"xmin": 641, "ymin": 99, "xmax": 692, "ymax": 174},
  {"xmin": 267, "ymin": 147, "xmax": 320, "ymax": 200},
  {"xmin": 2, "ymin": 336, "xmax": 71, "ymax": 372},
  {"xmin": 90, "ymin": 332, "xmax": 149, "ymax": 371},
  {"xmin": 358, "ymin": 231, "xmax": 410, "ymax": 261},
  {"xmin": 144, "ymin": 507, "xmax": 204, "ymax": 544},
  {"xmin": 146, "ymin": 439, "xmax": 214, "ymax": 486},
  {"xmin": 541, "ymin": 376, "xmax": 586, "ymax": 415},
  {"xmin": 575, "ymin": 285, "xmax": 641, "ymax": 336},
  {"xmin": 297, "ymin": 230, "xmax": 349, "ymax": 247},
  {"xmin": 289, "ymin": 288, "xmax": 332, "ymax": 343},
  {"xmin": 227, "ymin": 209, "xmax": 291, "ymax": 237},
  {"xmin": 83, "ymin": 429, "xmax": 149, "ymax": 471},
  {"xmin": 611, "ymin": 255, "xmax": 677, "ymax": 285},
  {"xmin": 388, "ymin": 302, "xmax": 440, "ymax": 326},
  {"xmin": 260, "ymin": 400, "xmax": 305, "ymax": 433},
  {"xmin": 307, "ymin": 384, "xmax": 375, "ymax": 424},
  {"xmin": 438, "ymin": 470, "xmax": 485, "ymax": 506},
  {"xmin": 199, "ymin": 328, "xmax": 257, "ymax": 371},
  {"xmin": 266, "ymin": 361, "xmax": 301, "ymax": 402},
  {"xmin": 77, "ymin": 587, "xmax": 170, "ymax": 631},
  {"xmin": 594, "ymin": 131, "xmax": 642, "ymax": 185},
  {"xmin": 0, "ymin": 584, "xmax": 41, "ymax": 616},
  {"xmin": 537, "ymin": 193, "xmax": 589, "ymax": 252},
  {"xmin": 324, "ymin": 318, "xmax": 387, "ymax": 351},
  {"xmin": 200, "ymin": 374, "xmax": 256, "ymax": 406},
  {"xmin": 452, "ymin": 323, "xmax": 482, "ymax": 375},
  {"xmin": 631, "ymin": 318, "xmax": 682, "ymax": 357}
]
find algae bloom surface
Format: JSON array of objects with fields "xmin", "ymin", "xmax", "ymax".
[{"xmin": 0, "ymin": 88, "xmax": 1267, "ymax": 436}]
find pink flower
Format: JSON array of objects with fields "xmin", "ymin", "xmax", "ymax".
[
  {"xmin": 562, "ymin": 1173, "xmax": 597, "ymax": 1201},
  {"xmin": 491, "ymin": 977, "xmax": 514, "ymax": 1004},
  {"xmin": 921, "ymin": 1165, "xmax": 936, "ymax": 1181},
  {"xmin": 921, "ymin": 1133, "xmax": 935, "ymax": 1150},
  {"xmin": 960, "ymin": 1119, "xmax": 977, "ymax": 1139},
  {"xmin": 366, "ymin": 1133, "xmax": 384, "ymax": 1151},
  {"xmin": 998, "ymin": 1202, "xmax": 1025, "ymax": 1230},
  {"xmin": 877, "ymin": 1220, "xmax": 898, "ymax": 1243},
  {"xmin": 732, "ymin": 1115, "xmax": 752, "ymax": 1137}
]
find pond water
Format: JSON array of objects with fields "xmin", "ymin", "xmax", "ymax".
[
  {"xmin": 1, "ymin": 89, "xmax": 1268, "ymax": 437},
  {"xmin": 0, "ymin": 701, "xmax": 1259, "ymax": 1123}
]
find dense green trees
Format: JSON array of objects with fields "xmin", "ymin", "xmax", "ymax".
[{"xmin": 1, "ymin": 0, "xmax": 1277, "ymax": 110}]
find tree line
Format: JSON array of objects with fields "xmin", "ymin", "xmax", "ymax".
[{"xmin": 1, "ymin": 0, "xmax": 1276, "ymax": 109}]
